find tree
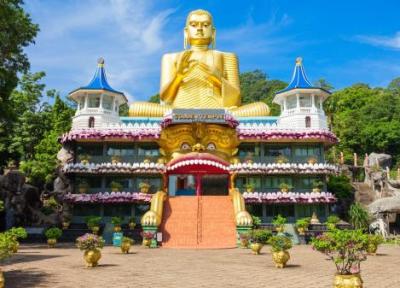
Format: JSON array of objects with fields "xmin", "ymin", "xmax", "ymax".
[
  {"xmin": 148, "ymin": 93, "xmax": 160, "ymax": 103},
  {"xmin": 0, "ymin": 0, "xmax": 39, "ymax": 165},
  {"xmin": 314, "ymin": 78, "xmax": 334, "ymax": 91}
]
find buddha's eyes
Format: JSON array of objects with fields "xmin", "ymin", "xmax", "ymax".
[
  {"xmin": 181, "ymin": 142, "xmax": 191, "ymax": 150},
  {"xmin": 207, "ymin": 142, "xmax": 216, "ymax": 150}
]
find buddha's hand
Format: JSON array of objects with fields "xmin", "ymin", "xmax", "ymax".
[
  {"xmin": 176, "ymin": 51, "xmax": 193, "ymax": 76},
  {"xmin": 236, "ymin": 211, "xmax": 253, "ymax": 226},
  {"xmin": 141, "ymin": 210, "xmax": 159, "ymax": 226}
]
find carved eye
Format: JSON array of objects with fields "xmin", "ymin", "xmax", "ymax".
[
  {"xmin": 207, "ymin": 142, "xmax": 216, "ymax": 150},
  {"xmin": 181, "ymin": 142, "xmax": 191, "ymax": 150}
]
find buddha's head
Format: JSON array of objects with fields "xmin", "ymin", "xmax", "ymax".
[{"xmin": 184, "ymin": 9, "xmax": 215, "ymax": 48}]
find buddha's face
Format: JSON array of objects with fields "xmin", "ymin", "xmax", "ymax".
[{"xmin": 186, "ymin": 13, "xmax": 213, "ymax": 45}]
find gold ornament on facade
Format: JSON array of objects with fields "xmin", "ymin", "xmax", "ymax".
[{"xmin": 129, "ymin": 9, "xmax": 270, "ymax": 117}]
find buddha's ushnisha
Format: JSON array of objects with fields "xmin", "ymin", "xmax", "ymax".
[{"xmin": 129, "ymin": 9, "xmax": 270, "ymax": 117}]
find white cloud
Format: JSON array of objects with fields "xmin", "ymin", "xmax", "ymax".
[{"xmin": 355, "ymin": 32, "xmax": 400, "ymax": 50}]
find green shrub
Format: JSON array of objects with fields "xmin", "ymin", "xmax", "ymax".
[
  {"xmin": 0, "ymin": 233, "xmax": 16, "ymax": 260},
  {"xmin": 272, "ymin": 215, "xmax": 287, "ymax": 227},
  {"xmin": 349, "ymin": 203, "xmax": 371, "ymax": 231},
  {"xmin": 251, "ymin": 215, "xmax": 261, "ymax": 229},
  {"xmin": 268, "ymin": 235, "xmax": 293, "ymax": 252},
  {"xmin": 111, "ymin": 217, "xmax": 122, "ymax": 226},
  {"xmin": 250, "ymin": 229, "xmax": 272, "ymax": 244},
  {"xmin": 7, "ymin": 227, "xmax": 27, "ymax": 240},
  {"xmin": 296, "ymin": 217, "xmax": 310, "ymax": 229},
  {"xmin": 85, "ymin": 216, "xmax": 102, "ymax": 228},
  {"xmin": 326, "ymin": 215, "xmax": 340, "ymax": 224},
  {"xmin": 45, "ymin": 227, "xmax": 62, "ymax": 239},
  {"xmin": 327, "ymin": 175, "xmax": 354, "ymax": 200}
]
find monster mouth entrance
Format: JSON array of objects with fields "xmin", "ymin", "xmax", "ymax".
[{"xmin": 166, "ymin": 152, "xmax": 230, "ymax": 196}]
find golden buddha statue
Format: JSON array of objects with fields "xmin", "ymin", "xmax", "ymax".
[{"xmin": 129, "ymin": 9, "xmax": 270, "ymax": 117}]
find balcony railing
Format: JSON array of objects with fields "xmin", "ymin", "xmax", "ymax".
[
  {"xmin": 238, "ymin": 155, "xmax": 324, "ymax": 164},
  {"xmin": 75, "ymin": 155, "xmax": 160, "ymax": 164}
]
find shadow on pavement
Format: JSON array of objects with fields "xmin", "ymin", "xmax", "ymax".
[{"xmin": 5, "ymin": 269, "xmax": 49, "ymax": 288}]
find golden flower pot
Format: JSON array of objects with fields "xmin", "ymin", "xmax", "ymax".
[
  {"xmin": 84, "ymin": 249, "xmax": 101, "ymax": 268},
  {"xmin": 297, "ymin": 227, "xmax": 306, "ymax": 235},
  {"xmin": 143, "ymin": 239, "xmax": 151, "ymax": 247},
  {"xmin": 275, "ymin": 226, "xmax": 285, "ymax": 233},
  {"xmin": 121, "ymin": 242, "xmax": 131, "ymax": 254},
  {"xmin": 47, "ymin": 238, "xmax": 57, "ymax": 248},
  {"xmin": 129, "ymin": 222, "xmax": 136, "ymax": 230},
  {"xmin": 280, "ymin": 188, "xmax": 288, "ymax": 193},
  {"xmin": 333, "ymin": 274, "xmax": 363, "ymax": 288},
  {"xmin": 272, "ymin": 251, "xmax": 290, "ymax": 268},
  {"xmin": 0, "ymin": 270, "xmax": 4, "ymax": 288},
  {"xmin": 140, "ymin": 187, "xmax": 150, "ymax": 194},
  {"xmin": 312, "ymin": 188, "xmax": 321, "ymax": 193},
  {"xmin": 246, "ymin": 188, "xmax": 254, "ymax": 193},
  {"xmin": 78, "ymin": 187, "xmax": 88, "ymax": 194},
  {"xmin": 11, "ymin": 242, "xmax": 19, "ymax": 253},
  {"xmin": 62, "ymin": 222, "xmax": 70, "ymax": 230},
  {"xmin": 367, "ymin": 243, "xmax": 378, "ymax": 255},
  {"xmin": 91, "ymin": 226, "xmax": 100, "ymax": 234},
  {"xmin": 240, "ymin": 239, "xmax": 249, "ymax": 249},
  {"xmin": 114, "ymin": 226, "xmax": 122, "ymax": 233},
  {"xmin": 250, "ymin": 243, "xmax": 263, "ymax": 255}
]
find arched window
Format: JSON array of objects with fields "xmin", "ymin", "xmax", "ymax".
[
  {"xmin": 305, "ymin": 116, "xmax": 311, "ymax": 128},
  {"xmin": 88, "ymin": 117, "xmax": 95, "ymax": 128}
]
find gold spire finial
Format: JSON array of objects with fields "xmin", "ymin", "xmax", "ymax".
[
  {"xmin": 97, "ymin": 57, "xmax": 105, "ymax": 67},
  {"xmin": 296, "ymin": 57, "xmax": 303, "ymax": 66}
]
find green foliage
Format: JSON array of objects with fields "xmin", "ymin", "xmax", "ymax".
[
  {"xmin": 121, "ymin": 237, "xmax": 134, "ymax": 244},
  {"xmin": 128, "ymin": 217, "xmax": 136, "ymax": 223},
  {"xmin": 311, "ymin": 229, "xmax": 368, "ymax": 275},
  {"xmin": 314, "ymin": 78, "xmax": 334, "ymax": 91},
  {"xmin": 148, "ymin": 93, "xmax": 160, "ymax": 103},
  {"xmin": 251, "ymin": 215, "xmax": 261, "ymax": 229},
  {"xmin": 85, "ymin": 216, "xmax": 102, "ymax": 228},
  {"xmin": 279, "ymin": 183, "xmax": 292, "ymax": 191},
  {"xmin": 295, "ymin": 217, "xmax": 310, "ymax": 229},
  {"xmin": 0, "ymin": 233, "xmax": 17, "ymax": 260},
  {"xmin": 268, "ymin": 235, "xmax": 293, "ymax": 252},
  {"xmin": 119, "ymin": 103, "xmax": 129, "ymax": 116},
  {"xmin": 367, "ymin": 234, "xmax": 384, "ymax": 246},
  {"xmin": 45, "ymin": 227, "xmax": 62, "ymax": 239},
  {"xmin": 0, "ymin": 0, "xmax": 39, "ymax": 164},
  {"xmin": 76, "ymin": 233, "xmax": 105, "ymax": 251},
  {"xmin": 348, "ymin": 203, "xmax": 371, "ymax": 231},
  {"xmin": 327, "ymin": 175, "xmax": 354, "ymax": 200},
  {"xmin": 312, "ymin": 180, "xmax": 324, "ymax": 189},
  {"xmin": 250, "ymin": 229, "xmax": 272, "ymax": 244},
  {"xmin": 326, "ymin": 215, "xmax": 340, "ymax": 224},
  {"xmin": 7, "ymin": 227, "xmax": 27, "ymax": 240},
  {"xmin": 240, "ymin": 70, "xmax": 287, "ymax": 116},
  {"xmin": 0, "ymin": 200, "xmax": 4, "ymax": 212},
  {"xmin": 111, "ymin": 217, "xmax": 122, "ymax": 226},
  {"xmin": 110, "ymin": 181, "xmax": 123, "ymax": 191},
  {"xmin": 272, "ymin": 214, "xmax": 287, "ymax": 227}
]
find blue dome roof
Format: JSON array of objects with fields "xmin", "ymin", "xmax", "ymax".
[
  {"xmin": 277, "ymin": 57, "xmax": 315, "ymax": 94},
  {"xmin": 71, "ymin": 58, "xmax": 124, "ymax": 95}
]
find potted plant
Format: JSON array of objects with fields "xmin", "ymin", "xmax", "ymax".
[
  {"xmin": 349, "ymin": 203, "xmax": 371, "ymax": 232},
  {"xmin": 272, "ymin": 214, "xmax": 287, "ymax": 233},
  {"xmin": 326, "ymin": 215, "xmax": 340, "ymax": 230},
  {"xmin": 269, "ymin": 235, "xmax": 293, "ymax": 268},
  {"xmin": 110, "ymin": 181, "xmax": 123, "ymax": 192},
  {"xmin": 78, "ymin": 180, "xmax": 89, "ymax": 194},
  {"xmin": 0, "ymin": 231, "xmax": 19, "ymax": 287},
  {"xmin": 244, "ymin": 183, "xmax": 255, "ymax": 193},
  {"xmin": 128, "ymin": 217, "xmax": 136, "ymax": 230},
  {"xmin": 366, "ymin": 234, "xmax": 384, "ymax": 255},
  {"xmin": 279, "ymin": 183, "xmax": 292, "ymax": 193},
  {"xmin": 252, "ymin": 215, "xmax": 262, "ymax": 229},
  {"xmin": 312, "ymin": 180, "xmax": 324, "ymax": 193},
  {"xmin": 307, "ymin": 156, "xmax": 318, "ymax": 165},
  {"xmin": 249, "ymin": 229, "xmax": 272, "ymax": 255},
  {"xmin": 78, "ymin": 154, "xmax": 91, "ymax": 165},
  {"xmin": 85, "ymin": 216, "xmax": 102, "ymax": 234},
  {"xmin": 76, "ymin": 233, "xmax": 105, "ymax": 267},
  {"xmin": 111, "ymin": 155, "xmax": 121, "ymax": 164},
  {"xmin": 62, "ymin": 216, "xmax": 71, "ymax": 230},
  {"xmin": 275, "ymin": 155, "xmax": 288, "ymax": 164},
  {"xmin": 120, "ymin": 237, "xmax": 134, "ymax": 254},
  {"xmin": 45, "ymin": 227, "xmax": 62, "ymax": 248},
  {"xmin": 142, "ymin": 231, "xmax": 154, "ymax": 247},
  {"xmin": 238, "ymin": 231, "xmax": 250, "ymax": 248},
  {"xmin": 111, "ymin": 217, "xmax": 122, "ymax": 232},
  {"xmin": 139, "ymin": 181, "xmax": 151, "ymax": 193},
  {"xmin": 6, "ymin": 227, "xmax": 27, "ymax": 253},
  {"xmin": 311, "ymin": 229, "xmax": 368, "ymax": 287},
  {"xmin": 295, "ymin": 217, "xmax": 310, "ymax": 235}
]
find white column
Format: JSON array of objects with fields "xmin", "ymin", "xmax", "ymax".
[
  {"xmin": 283, "ymin": 98, "xmax": 287, "ymax": 111},
  {"xmin": 84, "ymin": 93, "xmax": 88, "ymax": 109},
  {"xmin": 100, "ymin": 94, "xmax": 104, "ymax": 109},
  {"xmin": 296, "ymin": 93, "xmax": 300, "ymax": 111}
]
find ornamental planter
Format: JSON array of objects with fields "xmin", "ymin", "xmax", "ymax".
[
  {"xmin": 140, "ymin": 186, "xmax": 150, "ymax": 194},
  {"xmin": 250, "ymin": 243, "xmax": 263, "ymax": 255},
  {"xmin": 297, "ymin": 227, "xmax": 306, "ymax": 235},
  {"xmin": 78, "ymin": 186, "xmax": 88, "ymax": 194},
  {"xmin": 280, "ymin": 188, "xmax": 288, "ymax": 193},
  {"xmin": 11, "ymin": 242, "xmax": 19, "ymax": 253},
  {"xmin": 62, "ymin": 221, "xmax": 70, "ymax": 230},
  {"xmin": 143, "ymin": 239, "xmax": 151, "ymax": 247},
  {"xmin": 272, "ymin": 251, "xmax": 290, "ymax": 268},
  {"xmin": 114, "ymin": 226, "xmax": 122, "ymax": 233},
  {"xmin": 0, "ymin": 270, "xmax": 4, "ymax": 288},
  {"xmin": 121, "ymin": 242, "xmax": 131, "ymax": 254},
  {"xmin": 84, "ymin": 249, "xmax": 102, "ymax": 267},
  {"xmin": 240, "ymin": 239, "xmax": 249, "ymax": 248},
  {"xmin": 91, "ymin": 226, "xmax": 100, "ymax": 234},
  {"xmin": 129, "ymin": 222, "xmax": 136, "ymax": 230},
  {"xmin": 367, "ymin": 243, "xmax": 378, "ymax": 255},
  {"xmin": 246, "ymin": 187, "xmax": 254, "ymax": 193},
  {"xmin": 47, "ymin": 238, "xmax": 57, "ymax": 248},
  {"xmin": 312, "ymin": 188, "xmax": 321, "ymax": 193},
  {"xmin": 275, "ymin": 226, "xmax": 285, "ymax": 233},
  {"xmin": 111, "ymin": 156, "xmax": 121, "ymax": 164},
  {"xmin": 333, "ymin": 274, "xmax": 363, "ymax": 288}
]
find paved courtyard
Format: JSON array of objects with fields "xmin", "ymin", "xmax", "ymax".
[{"xmin": 2, "ymin": 244, "xmax": 400, "ymax": 288}]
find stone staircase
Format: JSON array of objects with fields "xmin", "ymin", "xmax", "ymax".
[
  {"xmin": 353, "ymin": 182, "xmax": 376, "ymax": 205},
  {"xmin": 160, "ymin": 196, "xmax": 237, "ymax": 249}
]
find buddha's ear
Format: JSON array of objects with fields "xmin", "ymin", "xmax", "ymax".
[
  {"xmin": 183, "ymin": 28, "xmax": 189, "ymax": 50},
  {"xmin": 212, "ymin": 28, "xmax": 216, "ymax": 49}
]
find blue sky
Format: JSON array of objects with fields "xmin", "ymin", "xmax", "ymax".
[{"xmin": 25, "ymin": 0, "xmax": 400, "ymax": 102}]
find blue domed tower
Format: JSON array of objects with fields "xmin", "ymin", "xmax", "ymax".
[
  {"xmin": 273, "ymin": 57, "xmax": 330, "ymax": 130},
  {"xmin": 68, "ymin": 58, "xmax": 127, "ymax": 130}
]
